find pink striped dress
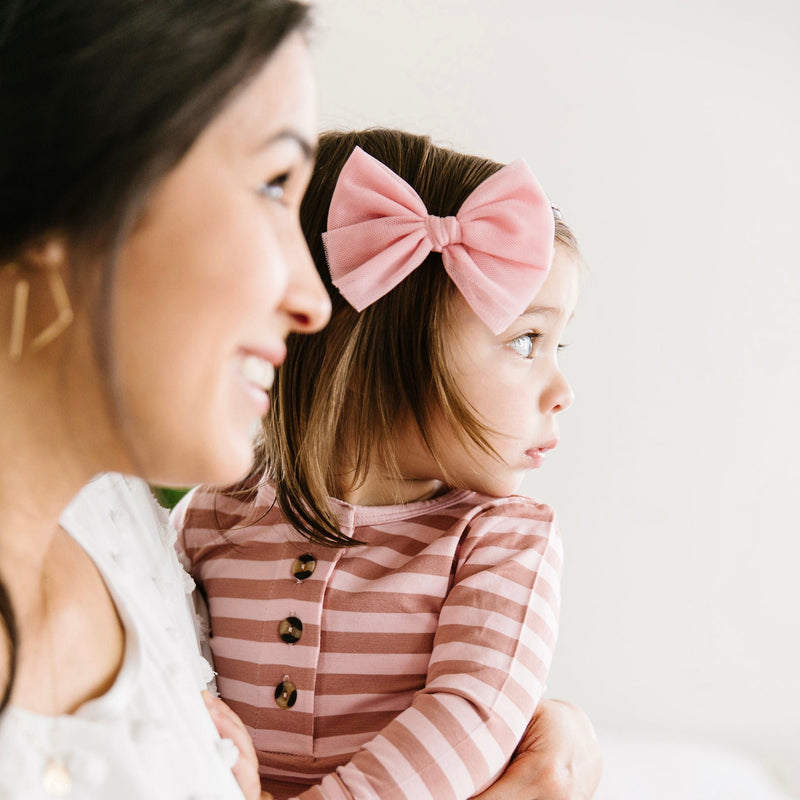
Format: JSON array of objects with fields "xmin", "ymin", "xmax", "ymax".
[{"xmin": 173, "ymin": 480, "xmax": 562, "ymax": 800}]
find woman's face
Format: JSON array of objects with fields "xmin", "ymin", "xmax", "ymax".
[{"xmin": 111, "ymin": 33, "xmax": 330, "ymax": 487}]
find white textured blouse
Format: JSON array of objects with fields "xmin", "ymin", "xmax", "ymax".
[{"xmin": 0, "ymin": 473, "xmax": 244, "ymax": 800}]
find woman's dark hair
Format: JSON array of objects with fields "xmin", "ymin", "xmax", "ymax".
[
  {"xmin": 0, "ymin": 0, "xmax": 310, "ymax": 713},
  {"xmin": 0, "ymin": 578, "xmax": 17, "ymax": 710}
]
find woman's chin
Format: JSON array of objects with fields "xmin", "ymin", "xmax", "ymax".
[{"xmin": 145, "ymin": 439, "xmax": 257, "ymax": 490}]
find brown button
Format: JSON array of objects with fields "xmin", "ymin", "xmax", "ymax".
[
  {"xmin": 275, "ymin": 679, "xmax": 298, "ymax": 709},
  {"xmin": 291, "ymin": 554, "xmax": 316, "ymax": 581},
  {"xmin": 278, "ymin": 616, "xmax": 303, "ymax": 644}
]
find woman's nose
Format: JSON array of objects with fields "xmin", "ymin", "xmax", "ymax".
[{"xmin": 282, "ymin": 234, "xmax": 332, "ymax": 334}]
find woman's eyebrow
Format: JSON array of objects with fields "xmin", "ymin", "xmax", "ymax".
[{"xmin": 254, "ymin": 129, "xmax": 317, "ymax": 160}]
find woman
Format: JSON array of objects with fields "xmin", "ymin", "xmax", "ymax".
[{"xmin": 0, "ymin": 2, "xmax": 600, "ymax": 798}]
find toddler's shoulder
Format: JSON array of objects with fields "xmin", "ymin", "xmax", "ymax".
[
  {"xmin": 446, "ymin": 491, "xmax": 560, "ymax": 556},
  {"xmin": 452, "ymin": 492, "xmax": 563, "ymax": 576},
  {"xmin": 462, "ymin": 491, "xmax": 556, "ymax": 528}
]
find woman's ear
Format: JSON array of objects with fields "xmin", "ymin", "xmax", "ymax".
[{"xmin": 22, "ymin": 237, "xmax": 69, "ymax": 272}]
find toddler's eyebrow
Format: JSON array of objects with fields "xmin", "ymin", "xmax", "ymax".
[
  {"xmin": 518, "ymin": 304, "xmax": 575, "ymax": 323},
  {"xmin": 521, "ymin": 304, "xmax": 560, "ymax": 317}
]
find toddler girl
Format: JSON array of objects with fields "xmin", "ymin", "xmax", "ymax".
[{"xmin": 174, "ymin": 128, "xmax": 582, "ymax": 800}]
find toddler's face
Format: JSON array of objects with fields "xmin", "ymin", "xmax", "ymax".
[{"xmin": 401, "ymin": 243, "xmax": 580, "ymax": 498}]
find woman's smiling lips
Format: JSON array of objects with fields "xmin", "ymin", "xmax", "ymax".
[
  {"xmin": 239, "ymin": 354, "xmax": 275, "ymax": 391},
  {"xmin": 233, "ymin": 347, "xmax": 285, "ymax": 416}
]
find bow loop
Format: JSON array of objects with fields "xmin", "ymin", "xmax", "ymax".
[{"xmin": 323, "ymin": 146, "xmax": 554, "ymax": 334}]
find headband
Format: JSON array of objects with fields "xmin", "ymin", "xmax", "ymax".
[{"xmin": 322, "ymin": 146, "xmax": 555, "ymax": 335}]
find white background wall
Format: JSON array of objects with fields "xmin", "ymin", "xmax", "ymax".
[{"xmin": 311, "ymin": 0, "xmax": 800, "ymax": 793}]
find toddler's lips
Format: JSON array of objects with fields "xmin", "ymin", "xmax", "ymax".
[{"xmin": 524, "ymin": 440, "xmax": 558, "ymax": 467}]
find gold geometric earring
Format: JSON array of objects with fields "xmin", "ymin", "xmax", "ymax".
[
  {"xmin": 29, "ymin": 267, "xmax": 74, "ymax": 354},
  {"xmin": 2, "ymin": 261, "xmax": 74, "ymax": 362},
  {"xmin": 3, "ymin": 263, "xmax": 28, "ymax": 361}
]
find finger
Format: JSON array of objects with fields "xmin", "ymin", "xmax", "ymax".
[
  {"xmin": 208, "ymin": 707, "xmax": 247, "ymax": 752},
  {"xmin": 202, "ymin": 692, "xmax": 262, "ymax": 800},
  {"xmin": 203, "ymin": 691, "xmax": 249, "ymax": 735},
  {"xmin": 471, "ymin": 768, "xmax": 530, "ymax": 800}
]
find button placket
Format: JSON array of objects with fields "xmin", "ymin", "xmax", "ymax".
[{"xmin": 273, "ymin": 554, "xmax": 315, "ymax": 710}]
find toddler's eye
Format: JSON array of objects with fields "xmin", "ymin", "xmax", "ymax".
[
  {"xmin": 509, "ymin": 333, "xmax": 539, "ymax": 358},
  {"xmin": 257, "ymin": 173, "xmax": 289, "ymax": 201}
]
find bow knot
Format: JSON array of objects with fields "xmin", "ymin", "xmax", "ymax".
[
  {"xmin": 323, "ymin": 146, "xmax": 554, "ymax": 334},
  {"xmin": 425, "ymin": 215, "xmax": 462, "ymax": 251}
]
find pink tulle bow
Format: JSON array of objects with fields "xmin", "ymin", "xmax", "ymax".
[{"xmin": 322, "ymin": 146, "xmax": 555, "ymax": 334}]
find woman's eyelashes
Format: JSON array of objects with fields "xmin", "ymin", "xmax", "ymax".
[{"xmin": 257, "ymin": 172, "xmax": 290, "ymax": 202}]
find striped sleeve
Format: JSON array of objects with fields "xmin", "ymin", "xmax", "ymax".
[{"xmin": 294, "ymin": 502, "xmax": 562, "ymax": 800}]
